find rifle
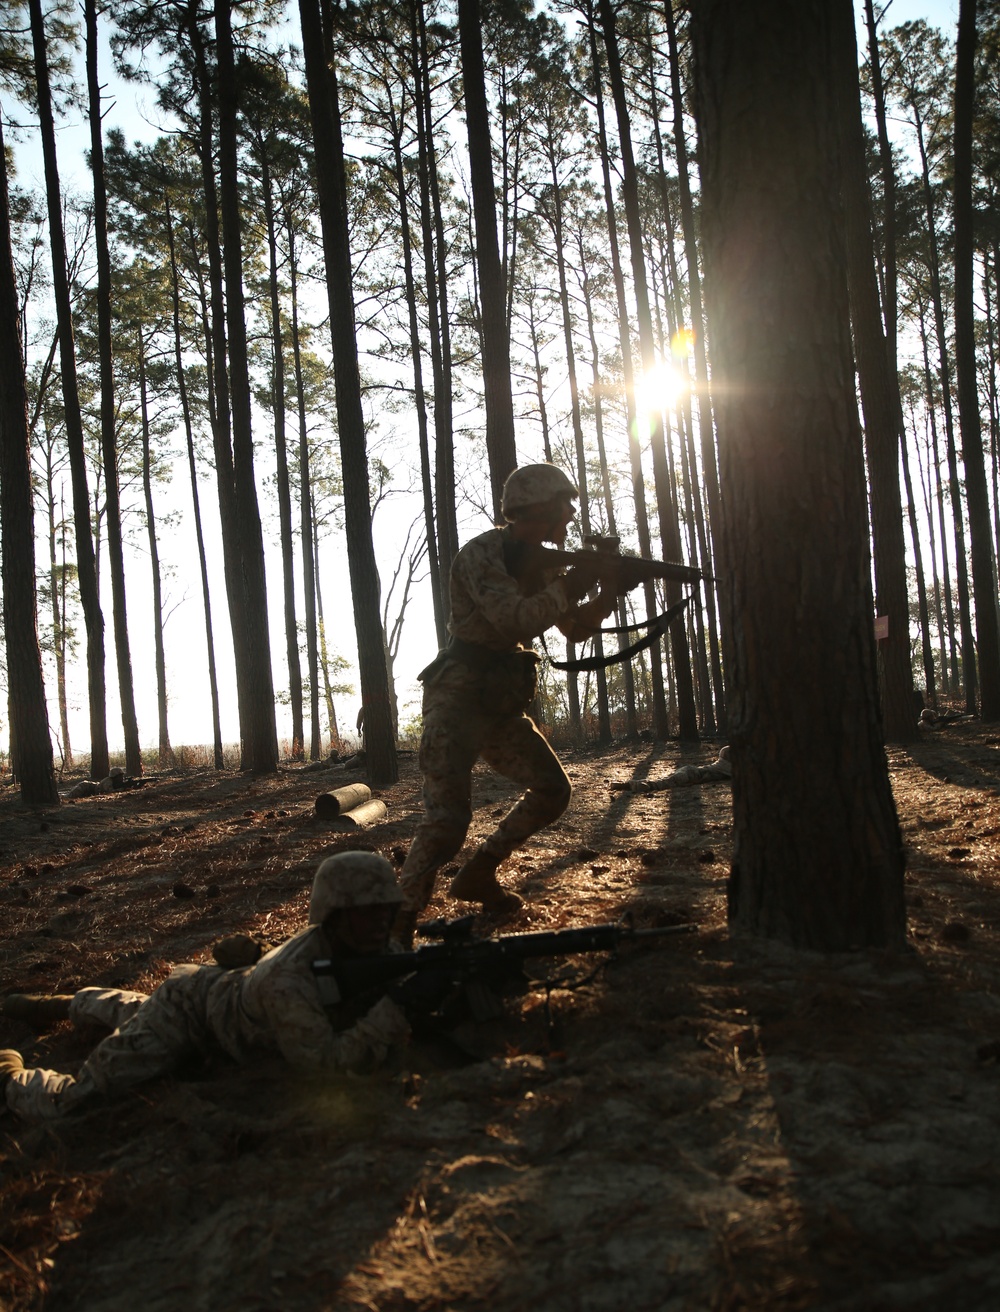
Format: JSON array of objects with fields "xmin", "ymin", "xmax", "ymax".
[
  {"xmin": 313, "ymin": 915, "xmax": 696, "ymax": 1024},
  {"xmin": 505, "ymin": 535, "xmax": 710, "ymax": 595}
]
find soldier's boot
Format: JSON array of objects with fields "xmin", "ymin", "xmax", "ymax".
[
  {"xmin": 448, "ymin": 851, "xmax": 523, "ymax": 915},
  {"xmin": 2, "ymin": 993, "xmax": 74, "ymax": 1029},
  {"xmin": 0, "ymin": 1049, "xmax": 24, "ymax": 1089}
]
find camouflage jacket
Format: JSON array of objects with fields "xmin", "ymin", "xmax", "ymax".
[{"xmin": 448, "ymin": 527, "xmax": 568, "ymax": 651}]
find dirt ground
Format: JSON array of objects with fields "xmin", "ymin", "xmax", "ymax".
[{"xmin": 1, "ymin": 724, "xmax": 1000, "ymax": 1312}]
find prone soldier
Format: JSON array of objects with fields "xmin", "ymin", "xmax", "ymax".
[{"xmin": 0, "ymin": 851, "xmax": 410, "ymax": 1120}]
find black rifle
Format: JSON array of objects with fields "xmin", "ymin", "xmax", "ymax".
[{"xmin": 313, "ymin": 915, "xmax": 696, "ymax": 1023}]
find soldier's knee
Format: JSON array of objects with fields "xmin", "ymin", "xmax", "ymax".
[{"xmin": 538, "ymin": 771, "xmax": 572, "ymax": 819}]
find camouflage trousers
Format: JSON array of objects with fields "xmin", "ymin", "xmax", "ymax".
[
  {"xmin": 4, "ymin": 965, "xmax": 223, "ymax": 1121},
  {"xmin": 400, "ymin": 659, "xmax": 571, "ymax": 917}
]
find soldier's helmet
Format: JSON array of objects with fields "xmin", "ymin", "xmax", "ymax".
[
  {"xmin": 500, "ymin": 464, "xmax": 578, "ymax": 520},
  {"xmin": 309, "ymin": 851, "xmax": 402, "ymax": 924}
]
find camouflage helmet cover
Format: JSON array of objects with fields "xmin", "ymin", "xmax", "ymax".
[
  {"xmin": 500, "ymin": 463, "xmax": 578, "ymax": 519},
  {"xmin": 309, "ymin": 850, "xmax": 402, "ymax": 923}
]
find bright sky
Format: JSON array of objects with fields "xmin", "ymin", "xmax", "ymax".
[{"xmin": 2, "ymin": 0, "xmax": 968, "ymax": 764}]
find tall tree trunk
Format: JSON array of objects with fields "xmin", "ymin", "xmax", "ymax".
[
  {"xmin": 914, "ymin": 109, "xmax": 978, "ymax": 711},
  {"xmin": 411, "ymin": 0, "xmax": 459, "ymax": 585},
  {"xmin": 29, "ymin": 0, "xmax": 108, "ymax": 779},
  {"xmin": 541, "ymin": 165, "xmax": 590, "ymax": 741},
  {"xmin": 863, "ymin": 0, "xmax": 900, "ymax": 359},
  {"xmin": 833, "ymin": 0, "xmax": 916, "ymax": 742},
  {"xmin": 386, "ymin": 88, "xmax": 446, "ymax": 646},
  {"xmin": 0, "ymin": 121, "xmax": 59, "ymax": 804},
  {"xmin": 900, "ymin": 430, "xmax": 937, "ymax": 705},
  {"xmin": 215, "ymin": 0, "xmax": 278, "ymax": 773},
  {"xmin": 599, "ymin": 0, "xmax": 698, "ymax": 740},
  {"xmin": 662, "ymin": 2, "xmax": 727, "ymax": 730},
  {"xmin": 312, "ymin": 489, "xmax": 340, "ymax": 750},
  {"xmin": 261, "ymin": 153, "xmax": 304, "ymax": 758},
  {"xmin": 299, "ymin": 0, "xmax": 398, "ymax": 784},
  {"xmin": 691, "ymin": 0, "xmax": 905, "ymax": 949},
  {"xmin": 165, "ymin": 196, "xmax": 224, "ymax": 769},
  {"xmin": 456, "ymin": 0, "xmax": 517, "ymax": 511},
  {"xmin": 137, "ymin": 330, "xmax": 175, "ymax": 769},
  {"xmin": 954, "ymin": 0, "xmax": 1000, "ymax": 719},
  {"xmin": 588, "ymin": 13, "xmax": 666, "ymax": 737},
  {"xmin": 287, "ymin": 221, "xmax": 321, "ymax": 761},
  {"xmin": 917, "ymin": 292, "xmax": 961, "ymax": 691},
  {"xmin": 43, "ymin": 447, "xmax": 72, "ymax": 766},
  {"xmin": 577, "ymin": 233, "xmax": 622, "ymax": 742},
  {"xmin": 189, "ymin": 5, "xmax": 252, "ymax": 764},
  {"xmin": 87, "ymin": 0, "xmax": 142, "ymax": 775}
]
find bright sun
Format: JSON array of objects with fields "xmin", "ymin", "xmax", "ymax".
[{"xmin": 632, "ymin": 359, "xmax": 688, "ymax": 436}]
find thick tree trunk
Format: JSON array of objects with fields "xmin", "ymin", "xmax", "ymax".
[
  {"xmin": 0, "ymin": 124, "xmax": 58, "ymax": 805},
  {"xmin": 299, "ymin": 0, "xmax": 397, "ymax": 785},
  {"xmin": 29, "ymin": 0, "xmax": 108, "ymax": 779},
  {"xmin": 691, "ymin": 0, "xmax": 906, "ymax": 949}
]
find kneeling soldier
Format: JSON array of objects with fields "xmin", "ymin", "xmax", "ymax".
[{"xmin": 0, "ymin": 851, "xmax": 410, "ymax": 1120}]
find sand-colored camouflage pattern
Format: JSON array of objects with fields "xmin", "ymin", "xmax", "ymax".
[
  {"xmin": 500, "ymin": 463, "xmax": 577, "ymax": 518},
  {"xmin": 399, "ymin": 658, "xmax": 571, "ymax": 917},
  {"xmin": 448, "ymin": 529, "xmax": 568, "ymax": 650},
  {"xmin": 4, "ymin": 926, "xmax": 409, "ymax": 1120},
  {"xmin": 308, "ymin": 850, "xmax": 402, "ymax": 924}
]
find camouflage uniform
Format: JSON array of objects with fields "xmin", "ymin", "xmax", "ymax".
[
  {"xmin": 630, "ymin": 747, "xmax": 732, "ymax": 792},
  {"xmin": 4, "ymin": 926, "xmax": 408, "ymax": 1121},
  {"xmin": 400, "ymin": 526, "xmax": 574, "ymax": 919}
]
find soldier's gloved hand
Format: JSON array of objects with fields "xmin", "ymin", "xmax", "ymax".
[
  {"xmin": 213, "ymin": 934, "xmax": 265, "ymax": 969},
  {"xmin": 563, "ymin": 557, "xmax": 603, "ymax": 602},
  {"xmin": 357, "ymin": 994, "xmax": 411, "ymax": 1047}
]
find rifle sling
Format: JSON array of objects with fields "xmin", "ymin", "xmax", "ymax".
[{"xmin": 543, "ymin": 596, "xmax": 692, "ymax": 673}]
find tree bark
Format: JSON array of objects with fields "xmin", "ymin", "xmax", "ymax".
[
  {"xmin": 833, "ymin": 0, "xmax": 916, "ymax": 742},
  {"xmin": 299, "ymin": 0, "xmax": 398, "ymax": 784},
  {"xmin": 137, "ymin": 329, "xmax": 175, "ymax": 769},
  {"xmin": 165, "ymin": 194, "xmax": 224, "ymax": 769},
  {"xmin": 29, "ymin": 0, "xmax": 108, "ymax": 779},
  {"xmin": 691, "ymin": 0, "xmax": 906, "ymax": 949},
  {"xmin": 86, "ymin": 0, "xmax": 142, "ymax": 775},
  {"xmin": 599, "ymin": 0, "xmax": 698, "ymax": 740},
  {"xmin": 215, "ymin": 0, "xmax": 278, "ymax": 774},
  {"xmin": 456, "ymin": 0, "xmax": 517, "ymax": 512},
  {"xmin": 953, "ymin": 0, "xmax": 1000, "ymax": 719},
  {"xmin": 260, "ymin": 152, "xmax": 304, "ymax": 758},
  {"xmin": 0, "ymin": 121, "xmax": 58, "ymax": 804}
]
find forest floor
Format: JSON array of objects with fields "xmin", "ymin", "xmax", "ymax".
[{"xmin": 1, "ymin": 723, "xmax": 1000, "ymax": 1311}]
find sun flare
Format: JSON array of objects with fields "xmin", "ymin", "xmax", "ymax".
[{"xmin": 632, "ymin": 359, "xmax": 688, "ymax": 436}]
